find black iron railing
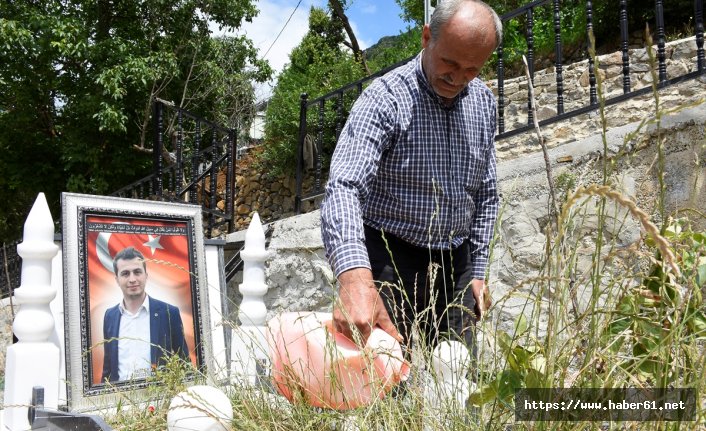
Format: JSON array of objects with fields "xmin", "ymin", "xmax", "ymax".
[
  {"xmin": 112, "ymin": 99, "xmax": 237, "ymax": 238},
  {"xmin": 1, "ymin": 101, "xmax": 241, "ymax": 301},
  {"xmin": 495, "ymin": 0, "xmax": 705, "ymax": 139},
  {"xmin": 293, "ymin": 56, "xmax": 415, "ymax": 212},
  {"xmin": 294, "ymin": 0, "xmax": 706, "ymax": 212}
]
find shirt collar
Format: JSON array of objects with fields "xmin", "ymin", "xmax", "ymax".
[
  {"xmin": 119, "ymin": 294, "xmax": 150, "ymax": 315},
  {"xmin": 415, "ymin": 50, "xmax": 470, "ymax": 109}
]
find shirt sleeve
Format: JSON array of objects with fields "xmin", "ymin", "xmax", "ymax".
[
  {"xmin": 320, "ymin": 88, "xmax": 396, "ymax": 277},
  {"xmin": 468, "ymin": 97, "xmax": 499, "ymax": 280}
]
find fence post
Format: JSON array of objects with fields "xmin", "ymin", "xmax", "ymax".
[
  {"xmin": 525, "ymin": 7, "xmax": 535, "ymax": 127},
  {"xmin": 655, "ymin": 0, "xmax": 668, "ymax": 83},
  {"xmin": 176, "ymin": 108, "xmax": 184, "ymax": 197},
  {"xmin": 497, "ymin": 42, "xmax": 506, "ymax": 133},
  {"xmin": 3, "ymin": 193, "xmax": 60, "ymax": 430},
  {"xmin": 315, "ymin": 100, "xmax": 325, "ymax": 193},
  {"xmin": 552, "ymin": 0, "xmax": 565, "ymax": 114},
  {"xmin": 295, "ymin": 93, "xmax": 308, "ymax": 214},
  {"xmin": 153, "ymin": 100, "xmax": 164, "ymax": 198},
  {"xmin": 208, "ymin": 129, "xmax": 218, "ymax": 238},
  {"xmin": 226, "ymin": 130, "xmax": 236, "ymax": 233},
  {"xmin": 620, "ymin": 0, "xmax": 631, "ymax": 93},
  {"xmin": 586, "ymin": 0, "xmax": 598, "ymax": 105},
  {"xmin": 696, "ymin": 0, "xmax": 705, "ymax": 72},
  {"xmin": 190, "ymin": 121, "xmax": 202, "ymax": 205}
]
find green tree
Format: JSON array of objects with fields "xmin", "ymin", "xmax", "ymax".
[
  {"xmin": 394, "ymin": 0, "xmax": 427, "ymax": 26},
  {"xmin": 328, "ymin": 0, "xmax": 369, "ymax": 74},
  {"xmin": 0, "ymin": 0, "xmax": 272, "ymax": 241},
  {"xmin": 365, "ymin": 27, "xmax": 422, "ymax": 71},
  {"xmin": 261, "ymin": 6, "xmax": 366, "ymax": 175}
]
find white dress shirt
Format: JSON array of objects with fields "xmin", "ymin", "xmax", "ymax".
[{"xmin": 117, "ymin": 295, "xmax": 152, "ymax": 381}]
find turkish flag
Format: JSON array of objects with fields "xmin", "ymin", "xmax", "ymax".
[{"xmin": 85, "ymin": 215, "xmax": 198, "ymax": 385}]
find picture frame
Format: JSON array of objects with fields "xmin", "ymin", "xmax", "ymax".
[{"xmin": 61, "ymin": 192, "xmax": 215, "ymax": 412}]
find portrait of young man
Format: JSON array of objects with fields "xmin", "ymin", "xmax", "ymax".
[{"xmin": 101, "ymin": 246, "xmax": 189, "ymax": 383}]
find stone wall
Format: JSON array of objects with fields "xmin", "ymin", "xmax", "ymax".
[
  {"xmin": 491, "ymin": 102, "xmax": 706, "ymax": 334},
  {"xmin": 227, "ymin": 101, "xmax": 706, "ymax": 336},
  {"xmin": 232, "ymin": 36, "xmax": 706, "ymax": 229},
  {"xmin": 491, "ymin": 35, "xmax": 706, "ymax": 158},
  {"xmin": 233, "ymin": 153, "xmax": 297, "ymax": 231},
  {"xmin": 233, "ymin": 150, "xmax": 322, "ymax": 231}
]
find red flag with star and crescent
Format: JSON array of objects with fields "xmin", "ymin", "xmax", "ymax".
[{"xmin": 85, "ymin": 215, "xmax": 198, "ymax": 385}]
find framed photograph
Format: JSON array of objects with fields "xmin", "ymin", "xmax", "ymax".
[{"xmin": 61, "ymin": 192, "xmax": 214, "ymax": 412}]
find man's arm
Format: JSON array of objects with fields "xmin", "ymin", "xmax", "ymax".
[{"xmin": 321, "ymin": 89, "xmax": 397, "ymax": 343}]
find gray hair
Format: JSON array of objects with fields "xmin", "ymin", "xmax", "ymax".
[{"xmin": 429, "ymin": 0, "xmax": 503, "ymax": 49}]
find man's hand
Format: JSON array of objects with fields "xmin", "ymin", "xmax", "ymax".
[
  {"xmin": 471, "ymin": 279, "xmax": 492, "ymax": 319},
  {"xmin": 334, "ymin": 268, "xmax": 402, "ymax": 345}
]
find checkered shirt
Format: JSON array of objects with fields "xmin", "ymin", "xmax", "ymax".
[{"xmin": 321, "ymin": 53, "xmax": 499, "ymax": 280}]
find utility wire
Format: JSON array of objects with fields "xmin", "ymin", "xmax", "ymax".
[{"xmin": 262, "ymin": 0, "xmax": 304, "ymax": 60}]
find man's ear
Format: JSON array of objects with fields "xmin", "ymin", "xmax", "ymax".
[{"xmin": 422, "ymin": 24, "xmax": 432, "ymax": 49}]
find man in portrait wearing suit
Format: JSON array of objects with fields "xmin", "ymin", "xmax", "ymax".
[{"xmin": 101, "ymin": 246, "xmax": 189, "ymax": 382}]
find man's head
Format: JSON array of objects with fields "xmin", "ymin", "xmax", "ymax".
[
  {"xmin": 113, "ymin": 247, "xmax": 148, "ymax": 302},
  {"xmin": 421, "ymin": 0, "xmax": 502, "ymax": 103}
]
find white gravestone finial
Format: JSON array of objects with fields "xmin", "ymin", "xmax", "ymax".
[
  {"xmin": 3, "ymin": 193, "xmax": 61, "ymax": 430},
  {"xmin": 238, "ymin": 213, "xmax": 268, "ymax": 326},
  {"xmin": 231, "ymin": 213, "xmax": 270, "ymax": 386}
]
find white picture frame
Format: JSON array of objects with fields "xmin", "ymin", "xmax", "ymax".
[{"xmin": 61, "ymin": 192, "xmax": 215, "ymax": 412}]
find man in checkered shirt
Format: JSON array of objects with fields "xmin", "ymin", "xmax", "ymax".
[{"xmin": 321, "ymin": 0, "xmax": 502, "ymax": 352}]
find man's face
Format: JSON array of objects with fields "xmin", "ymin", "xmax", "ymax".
[
  {"xmin": 421, "ymin": 5, "xmax": 497, "ymax": 102},
  {"xmin": 115, "ymin": 257, "xmax": 147, "ymax": 301}
]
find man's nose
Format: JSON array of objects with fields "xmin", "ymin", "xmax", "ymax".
[
  {"xmin": 458, "ymin": 70, "xmax": 476, "ymax": 85},
  {"xmin": 446, "ymin": 73, "xmax": 465, "ymax": 87}
]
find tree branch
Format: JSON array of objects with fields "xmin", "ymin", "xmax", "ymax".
[{"xmin": 328, "ymin": 0, "xmax": 370, "ymax": 75}]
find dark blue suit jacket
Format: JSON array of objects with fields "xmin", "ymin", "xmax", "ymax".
[{"xmin": 101, "ymin": 296, "xmax": 189, "ymax": 382}]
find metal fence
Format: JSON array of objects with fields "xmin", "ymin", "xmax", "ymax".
[
  {"xmin": 294, "ymin": 0, "xmax": 706, "ymax": 212},
  {"xmin": 111, "ymin": 99, "xmax": 238, "ymax": 238}
]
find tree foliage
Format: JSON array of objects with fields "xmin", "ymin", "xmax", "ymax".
[
  {"xmin": 261, "ymin": 6, "xmax": 368, "ymax": 175},
  {"xmin": 261, "ymin": 1, "xmax": 423, "ymax": 176},
  {"xmin": 394, "ymin": 0, "xmax": 427, "ymax": 26},
  {"xmin": 0, "ymin": 0, "xmax": 272, "ymax": 242}
]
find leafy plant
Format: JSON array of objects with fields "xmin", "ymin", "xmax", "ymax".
[
  {"xmin": 470, "ymin": 315, "xmax": 548, "ymax": 407},
  {"xmin": 605, "ymin": 219, "xmax": 706, "ymax": 385}
]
